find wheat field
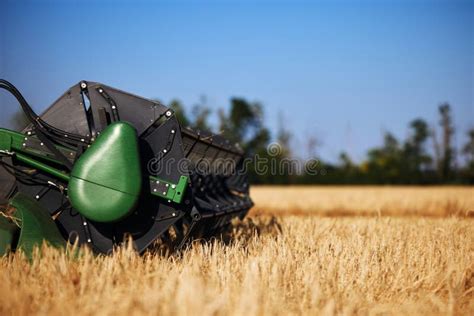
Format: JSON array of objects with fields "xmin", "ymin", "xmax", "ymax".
[
  {"xmin": 250, "ymin": 186, "xmax": 474, "ymax": 217},
  {"xmin": 0, "ymin": 186, "xmax": 473, "ymax": 316}
]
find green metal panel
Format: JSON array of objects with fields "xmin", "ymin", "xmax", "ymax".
[
  {"xmin": 0, "ymin": 129, "xmax": 70, "ymax": 181},
  {"xmin": 0, "ymin": 215, "xmax": 18, "ymax": 256},
  {"xmin": 15, "ymin": 152, "xmax": 70, "ymax": 182},
  {"xmin": 173, "ymin": 176, "xmax": 188, "ymax": 203},
  {"xmin": 0, "ymin": 129, "xmax": 20, "ymax": 152},
  {"xmin": 68, "ymin": 178, "xmax": 140, "ymax": 222},
  {"xmin": 68, "ymin": 122, "xmax": 142, "ymax": 222},
  {"xmin": 150, "ymin": 175, "xmax": 188, "ymax": 203},
  {"xmin": 9, "ymin": 193, "xmax": 65, "ymax": 257},
  {"xmin": 0, "ymin": 131, "xmax": 12, "ymax": 152},
  {"xmin": 0, "ymin": 128, "xmax": 74, "ymax": 165}
]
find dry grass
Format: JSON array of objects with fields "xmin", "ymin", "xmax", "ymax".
[
  {"xmin": 250, "ymin": 186, "xmax": 474, "ymax": 217},
  {"xmin": 1, "ymin": 186, "xmax": 473, "ymax": 316}
]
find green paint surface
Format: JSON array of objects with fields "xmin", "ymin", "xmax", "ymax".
[
  {"xmin": 0, "ymin": 215, "xmax": 18, "ymax": 256},
  {"xmin": 68, "ymin": 122, "xmax": 142, "ymax": 222},
  {"xmin": 9, "ymin": 193, "xmax": 65, "ymax": 258},
  {"xmin": 149, "ymin": 175, "xmax": 188, "ymax": 203}
]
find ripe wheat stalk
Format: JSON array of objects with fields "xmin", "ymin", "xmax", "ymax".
[{"xmin": 0, "ymin": 186, "xmax": 473, "ymax": 315}]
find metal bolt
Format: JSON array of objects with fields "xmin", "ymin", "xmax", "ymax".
[
  {"xmin": 162, "ymin": 191, "xmax": 166, "ymax": 195},
  {"xmin": 87, "ymin": 238, "xmax": 91, "ymax": 243},
  {"xmin": 64, "ymin": 134, "xmax": 68, "ymax": 137},
  {"xmin": 40, "ymin": 142, "xmax": 44, "ymax": 146},
  {"xmin": 171, "ymin": 129, "xmax": 175, "ymax": 134},
  {"xmin": 171, "ymin": 184, "xmax": 176, "ymax": 189},
  {"xmin": 165, "ymin": 110, "xmax": 172, "ymax": 117},
  {"xmin": 98, "ymin": 88, "xmax": 103, "ymax": 93},
  {"xmin": 153, "ymin": 189, "xmax": 157, "ymax": 192},
  {"xmin": 156, "ymin": 180, "xmax": 160, "ymax": 184},
  {"xmin": 27, "ymin": 131, "xmax": 31, "ymax": 135},
  {"xmin": 83, "ymin": 222, "xmax": 87, "ymax": 226},
  {"xmin": 172, "ymin": 212, "xmax": 176, "ymax": 217},
  {"xmin": 35, "ymin": 195, "xmax": 40, "ymax": 200},
  {"xmin": 112, "ymin": 105, "xmax": 116, "ymax": 109},
  {"xmin": 70, "ymin": 152, "xmax": 74, "ymax": 156},
  {"xmin": 165, "ymin": 183, "xmax": 169, "ymax": 187},
  {"xmin": 22, "ymin": 143, "xmax": 26, "ymax": 147},
  {"xmin": 81, "ymin": 138, "xmax": 85, "ymax": 142},
  {"xmin": 24, "ymin": 137, "xmax": 28, "ymax": 141},
  {"xmin": 167, "ymin": 200, "xmax": 171, "ymax": 203},
  {"xmin": 80, "ymin": 82, "xmax": 87, "ymax": 89},
  {"xmin": 163, "ymin": 149, "xmax": 167, "ymax": 153}
]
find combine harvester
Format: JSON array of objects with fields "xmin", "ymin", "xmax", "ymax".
[{"xmin": 0, "ymin": 79, "xmax": 253, "ymax": 256}]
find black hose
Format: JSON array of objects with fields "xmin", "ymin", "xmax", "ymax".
[
  {"xmin": 0, "ymin": 79, "xmax": 89, "ymax": 144},
  {"xmin": 0, "ymin": 79, "xmax": 85, "ymax": 170}
]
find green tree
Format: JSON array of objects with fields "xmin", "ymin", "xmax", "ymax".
[
  {"xmin": 218, "ymin": 97, "xmax": 272, "ymax": 183},
  {"xmin": 219, "ymin": 98, "xmax": 267, "ymax": 152},
  {"xmin": 157, "ymin": 98, "xmax": 209, "ymax": 130},
  {"xmin": 339, "ymin": 152, "xmax": 353, "ymax": 170},
  {"xmin": 276, "ymin": 112, "xmax": 292, "ymax": 157},
  {"xmin": 169, "ymin": 99, "xmax": 190, "ymax": 127},
  {"xmin": 366, "ymin": 132, "xmax": 403, "ymax": 183},
  {"xmin": 191, "ymin": 105, "xmax": 211, "ymax": 131},
  {"xmin": 273, "ymin": 112, "xmax": 293, "ymax": 184},
  {"xmin": 335, "ymin": 151, "xmax": 360, "ymax": 184},
  {"xmin": 437, "ymin": 103, "xmax": 455, "ymax": 180},
  {"xmin": 403, "ymin": 118, "xmax": 432, "ymax": 181},
  {"xmin": 463, "ymin": 129, "xmax": 474, "ymax": 164},
  {"xmin": 462, "ymin": 128, "xmax": 474, "ymax": 182}
]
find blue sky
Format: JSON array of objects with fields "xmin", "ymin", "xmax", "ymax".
[{"xmin": 1, "ymin": 0, "xmax": 473, "ymax": 163}]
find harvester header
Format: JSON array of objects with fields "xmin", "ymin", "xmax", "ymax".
[{"xmin": 0, "ymin": 79, "xmax": 253, "ymax": 256}]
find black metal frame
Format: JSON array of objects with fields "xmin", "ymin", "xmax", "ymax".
[{"xmin": 0, "ymin": 80, "xmax": 253, "ymax": 254}]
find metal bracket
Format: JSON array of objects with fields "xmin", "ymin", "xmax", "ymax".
[
  {"xmin": 96, "ymin": 87, "xmax": 120, "ymax": 122},
  {"xmin": 149, "ymin": 175, "xmax": 188, "ymax": 203},
  {"xmin": 176, "ymin": 207, "xmax": 201, "ymax": 250}
]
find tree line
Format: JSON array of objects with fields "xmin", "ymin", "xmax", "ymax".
[
  {"xmin": 8, "ymin": 96, "xmax": 473, "ymax": 184},
  {"xmin": 168, "ymin": 97, "xmax": 474, "ymax": 185}
]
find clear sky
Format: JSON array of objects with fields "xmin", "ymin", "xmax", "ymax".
[{"xmin": 1, "ymin": 0, "xmax": 472, "ymax": 162}]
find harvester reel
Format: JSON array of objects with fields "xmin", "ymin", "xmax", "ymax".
[{"xmin": 0, "ymin": 79, "xmax": 253, "ymax": 256}]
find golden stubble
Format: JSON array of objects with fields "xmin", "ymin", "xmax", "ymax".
[{"xmin": 1, "ymin": 186, "xmax": 473, "ymax": 316}]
